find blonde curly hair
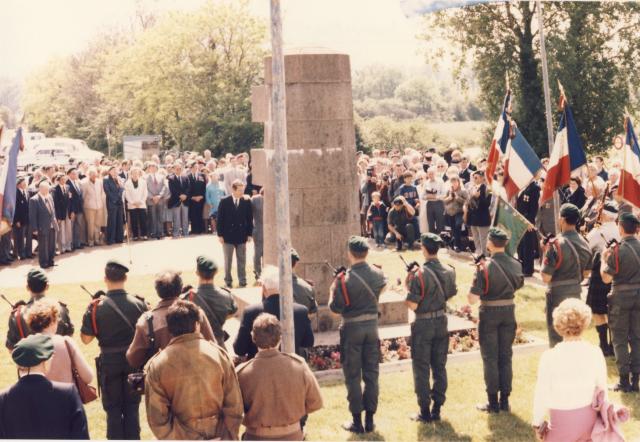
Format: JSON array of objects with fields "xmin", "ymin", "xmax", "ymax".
[{"xmin": 552, "ymin": 298, "xmax": 592, "ymax": 338}]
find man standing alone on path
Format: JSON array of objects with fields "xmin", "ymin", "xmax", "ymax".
[{"xmin": 217, "ymin": 179, "xmax": 253, "ymax": 288}]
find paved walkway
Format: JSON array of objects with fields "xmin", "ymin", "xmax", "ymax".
[{"xmin": 0, "ymin": 235, "xmax": 256, "ymax": 288}]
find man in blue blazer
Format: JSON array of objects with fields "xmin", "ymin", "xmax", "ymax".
[{"xmin": 29, "ymin": 180, "xmax": 58, "ymax": 268}]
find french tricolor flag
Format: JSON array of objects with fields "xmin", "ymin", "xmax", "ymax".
[
  {"xmin": 540, "ymin": 93, "xmax": 587, "ymax": 203},
  {"xmin": 616, "ymin": 116, "xmax": 640, "ymax": 209},
  {"xmin": 502, "ymin": 126, "xmax": 543, "ymax": 200},
  {"xmin": 486, "ymin": 89, "xmax": 511, "ymax": 184}
]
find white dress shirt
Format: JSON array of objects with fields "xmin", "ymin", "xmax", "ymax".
[{"xmin": 532, "ymin": 340, "xmax": 607, "ymax": 426}]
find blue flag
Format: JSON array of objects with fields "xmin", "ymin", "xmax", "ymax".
[{"xmin": 0, "ymin": 127, "xmax": 22, "ymax": 235}]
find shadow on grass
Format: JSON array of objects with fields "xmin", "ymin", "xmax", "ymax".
[
  {"xmin": 486, "ymin": 412, "xmax": 535, "ymax": 442},
  {"xmin": 416, "ymin": 420, "xmax": 472, "ymax": 442},
  {"xmin": 347, "ymin": 430, "xmax": 385, "ymax": 441},
  {"xmin": 620, "ymin": 390, "xmax": 640, "ymax": 423}
]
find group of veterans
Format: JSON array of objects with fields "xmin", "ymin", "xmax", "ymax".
[{"xmin": 1, "ymin": 202, "xmax": 639, "ymax": 440}]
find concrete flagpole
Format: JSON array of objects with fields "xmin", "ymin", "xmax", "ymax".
[{"xmin": 269, "ymin": 0, "xmax": 295, "ymax": 353}]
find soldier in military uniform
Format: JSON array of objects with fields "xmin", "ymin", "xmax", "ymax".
[
  {"xmin": 467, "ymin": 227, "xmax": 524, "ymax": 413},
  {"xmin": 516, "ymin": 180, "xmax": 540, "ymax": 276},
  {"xmin": 329, "ymin": 236, "xmax": 387, "ymax": 434},
  {"xmin": 5, "ymin": 268, "xmax": 74, "ymax": 350},
  {"xmin": 291, "ymin": 248, "xmax": 318, "ymax": 314},
  {"xmin": 540, "ymin": 203, "xmax": 593, "ymax": 347},
  {"xmin": 182, "ymin": 255, "xmax": 238, "ymax": 347},
  {"xmin": 601, "ymin": 212, "xmax": 640, "ymax": 392},
  {"xmin": 405, "ymin": 233, "xmax": 457, "ymax": 422},
  {"xmin": 80, "ymin": 260, "xmax": 148, "ymax": 440}
]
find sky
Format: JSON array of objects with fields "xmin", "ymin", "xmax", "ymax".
[{"xmin": 0, "ymin": 0, "xmax": 427, "ymax": 82}]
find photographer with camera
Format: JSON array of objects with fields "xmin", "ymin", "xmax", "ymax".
[
  {"xmin": 424, "ymin": 166, "xmax": 446, "ymax": 235},
  {"xmin": 387, "ymin": 196, "xmax": 417, "ymax": 251}
]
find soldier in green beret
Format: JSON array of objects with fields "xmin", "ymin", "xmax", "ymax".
[
  {"xmin": 468, "ymin": 227, "xmax": 524, "ymax": 413},
  {"xmin": 80, "ymin": 259, "xmax": 148, "ymax": 440},
  {"xmin": 330, "ymin": 236, "xmax": 387, "ymax": 433},
  {"xmin": 601, "ymin": 211, "xmax": 640, "ymax": 392},
  {"xmin": 182, "ymin": 255, "xmax": 238, "ymax": 346},
  {"xmin": 5, "ymin": 268, "xmax": 74, "ymax": 350},
  {"xmin": 291, "ymin": 248, "xmax": 318, "ymax": 314},
  {"xmin": 540, "ymin": 203, "xmax": 593, "ymax": 347},
  {"xmin": 405, "ymin": 232, "xmax": 457, "ymax": 422}
]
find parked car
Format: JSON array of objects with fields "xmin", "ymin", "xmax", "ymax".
[
  {"xmin": 31, "ymin": 138, "xmax": 103, "ymax": 163},
  {"xmin": 17, "ymin": 146, "xmax": 72, "ymax": 169}
]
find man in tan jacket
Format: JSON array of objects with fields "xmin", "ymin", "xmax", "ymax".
[
  {"xmin": 236, "ymin": 313, "xmax": 323, "ymax": 440},
  {"xmin": 145, "ymin": 300, "xmax": 243, "ymax": 440},
  {"xmin": 81, "ymin": 167, "xmax": 105, "ymax": 246}
]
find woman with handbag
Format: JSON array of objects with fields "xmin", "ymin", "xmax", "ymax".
[{"xmin": 26, "ymin": 298, "xmax": 95, "ymax": 400}]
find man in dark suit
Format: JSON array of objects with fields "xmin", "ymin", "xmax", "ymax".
[
  {"xmin": 167, "ymin": 162, "xmax": 191, "ymax": 237},
  {"xmin": 12, "ymin": 177, "xmax": 30, "ymax": 260},
  {"xmin": 29, "ymin": 180, "xmax": 58, "ymax": 268},
  {"xmin": 66, "ymin": 167, "xmax": 84, "ymax": 250},
  {"xmin": 187, "ymin": 161, "xmax": 206, "ymax": 234},
  {"xmin": 217, "ymin": 179, "xmax": 253, "ymax": 287},
  {"xmin": 516, "ymin": 179, "xmax": 541, "ymax": 276},
  {"xmin": 234, "ymin": 265, "xmax": 314, "ymax": 360},
  {"xmin": 0, "ymin": 334, "xmax": 89, "ymax": 439},
  {"xmin": 104, "ymin": 166, "xmax": 125, "ymax": 244}
]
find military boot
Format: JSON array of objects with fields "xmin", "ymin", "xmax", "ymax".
[
  {"xmin": 364, "ymin": 411, "xmax": 375, "ymax": 433},
  {"xmin": 631, "ymin": 373, "xmax": 640, "ymax": 393},
  {"xmin": 410, "ymin": 405, "xmax": 431, "ymax": 423},
  {"xmin": 499, "ymin": 392, "xmax": 510, "ymax": 412},
  {"xmin": 611, "ymin": 374, "xmax": 631, "ymax": 393},
  {"xmin": 430, "ymin": 403, "xmax": 442, "ymax": 421},
  {"xmin": 342, "ymin": 412, "xmax": 364, "ymax": 433},
  {"xmin": 476, "ymin": 393, "xmax": 500, "ymax": 413}
]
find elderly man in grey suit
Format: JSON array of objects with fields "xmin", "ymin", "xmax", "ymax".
[
  {"xmin": 146, "ymin": 162, "xmax": 167, "ymax": 239},
  {"xmin": 29, "ymin": 180, "xmax": 58, "ymax": 269}
]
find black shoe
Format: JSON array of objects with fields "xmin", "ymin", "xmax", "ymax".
[
  {"xmin": 342, "ymin": 413, "xmax": 364, "ymax": 433},
  {"xmin": 410, "ymin": 405, "xmax": 431, "ymax": 422},
  {"xmin": 364, "ymin": 411, "xmax": 375, "ymax": 433},
  {"xmin": 631, "ymin": 374, "xmax": 640, "ymax": 392},
  {"xmin": 499, "ymin": 392, "xmax": 510, "ymax": 412},
  {"xmin": 476, "ymin": 393, "xmax": 500, "ymax": 413},
  {"xmin": 611, "ymin": 374, "xmax": 631, "ymax": 393},
  {"xmin": 430, "ymin": 403, "xmax": 442, "ymax": 421},
  {"xmin": 239, "ymin": 283, "xmax": 247, "ymax": 288}
]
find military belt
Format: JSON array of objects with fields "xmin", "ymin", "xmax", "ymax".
[
  {"xmin": 342, "ymin": 313, "xmax": 378, "ymax": 324},
  {"xmin": 480, "ymin": 299, "xmax": 515, "ymax": 307},
  {"xmin": 415, "ymin": 309, "xmax": 445, "ymax": 320},
  {"xmin": 246, "ymin": 422, "xmax": 301, "ymax": 438},
  {"xmin": 99, "ymin": 345, "xmax": 130, "ymax": 354},
  {"xmin": 611, "ymin": 283, "xmax": 640, "ymax": 293},
  {"xmin": 548, "ymin": 279, "xmax": 580, "ymax": 289}
]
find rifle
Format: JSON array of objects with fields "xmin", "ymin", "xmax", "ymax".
[
  {"xmin": 398, "ymin": 255, "xmax": 419, "ymax": 273},
  {"xmin": 600, "ymin": 233, "xmax": 619, "ymax": 249},
  {"xmin": 469, "ymin": 252, "xmax": 486, "ymax": 266},
  {"xmin": 1, "ymin": 294, "xmax": 15, "ymax": 309},
  {"xmin": 324, "ymin": 261, "xmax": 347, "ymax": 277},
  {"xmin": 80, "ymin": 285, "xmax": 104, "ymax": 300}
]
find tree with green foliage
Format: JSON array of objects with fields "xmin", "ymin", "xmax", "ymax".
[{"xmin": 426, "ymin": 1, "xmax": 640, "ymax": 155}]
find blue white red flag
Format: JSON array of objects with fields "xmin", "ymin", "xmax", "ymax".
[
  {"xmin": 540, "ymin": 94, "xmax": 587, "ymax": 203},
  {"xmin": 0, "ymin": 127, "xmax": 23, "ymax": 235},
  {"xmin": 502, "ymin": 126, "xmax": 543, "ymax": 200},
  {"xmin": 486, "ymin": 89, "xmax": 511, "ymax": 184},
  {"xmin": 616, "ymin": 116, "xmax": 640, "ymax": 209}
]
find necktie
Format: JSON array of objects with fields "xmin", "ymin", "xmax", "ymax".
[{"xmin": 234, "ymin": 198, "xmax": 238, "ymax": 208}]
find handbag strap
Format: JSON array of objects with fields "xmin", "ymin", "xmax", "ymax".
[
  {"xmin": 102, "ymin": 297, "xmax": 135, "ymax": 331},
  {"xmin": 63, "ymin": 338, "xmax": 80, "ymax": 377}
]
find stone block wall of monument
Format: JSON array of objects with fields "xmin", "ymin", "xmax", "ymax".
[{"xmin": 251, "ymin": 50, "xmax": 360, "ymax": 331}]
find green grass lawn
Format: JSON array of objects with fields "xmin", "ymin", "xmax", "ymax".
[{"xmin": 0, "ymin": 249, "xmax": 638, "ymax": 440}]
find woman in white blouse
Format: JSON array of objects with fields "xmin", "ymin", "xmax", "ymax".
[
  {"xmin": 532, "ymin": 298, "xmax": 607, "ymax": 441},
  {"xmin": 124, "ymin": 167, "xmax": 149, "ymax": 240}
]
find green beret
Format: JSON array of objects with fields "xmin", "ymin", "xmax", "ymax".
[
  {"xmin": 420, "ymin": 232, "xmax": 443, "ymax": 249},
  {"xmin": 488, "ymin": 227, "xmax": 509, "ymax": 242},
  {"xmin": 196, "ymin": 255, "xmax": 217, "ymax": 273},
  {"xmin": 27, "ymin": 268, "xmax": 48, "ymax": 285},
  {"xmin": 106, "ymin": 260, "xmax": 129, "ymax": 273},
  {"xmin": 619, "ymin": 212, "xmax": 640, "ymax": 225},
  {"xmin": 560, "ymin": 203, "xmax": 580, "ymax": 219},
  {"xmin": 12, "ymin": 334, "xmax": 54, "ymax": 367},
  {"xmin": 348, "ymin": 235, "xmax": 369, "ymax": 253},
  {"xmin": 291, "ymin": 248, "xmax": 300, "ymax": 262}
]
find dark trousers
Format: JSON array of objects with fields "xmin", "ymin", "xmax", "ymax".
[
  {"xmin": 411, "ymin": 317, "xmax": 448, "ymax": 409},
  {"xmin": 340, "ymin": 321, "xmax": 380, "ymax": 414},
  {"xmin": 37, "ymin": 227, "xmax": 56, "ymax": 268},
  {"xmin": 128, "ymin": 209, "xmax": 147, "ymax": 238},
  {"xmin": 0, "ymin": 232, "xmax": 11, "ymax": 262},
  {"xmin": 25, "ymin": 224, "xmax": 33, "ymax": 257},
  {"xmin": 478, "ymin": 305, "xmax": 516, "ymax": 394},
  {"xmin": 147, "ymin": 203, "xmax": 163, "ymax": 238},
  {"xmin": 106, "ymin": 205, "xmax": 124, "ymax": 244},
  {"xmin": 189, "ymin": 200, "xmax": 205, "ymax": 234},
  {"xmin": 445, "ymin": 212, "xmax": 464, "ymax": 249},
  {"xmin": 100, "ymin": 358, "xmax": 141, "ymax": 440},
  {"xmin": 71, "ymin": 213, "xmax": 83, "ymax": 248},
  {"xmin": 608, "ymin": 289, "xmax": 640, "ymax": 376},
  {"xmin": 546, "ymin": 290, "xmax": 581, "ymax": 347},
  {"xmin": 391, "ymin": 223, "xmax": 416, "ymax": 250},
  {"xmin": 518, "ymin": 230, "xmax": 537, "ymax": 275},
  {"xmin": 426, "ymin": 200, "xmax": 445, "ymax": 234},
  {"xmin": 12, "ymin": 224, "xmax": 26, "ymax": 258}
]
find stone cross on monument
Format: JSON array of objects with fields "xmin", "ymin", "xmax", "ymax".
[{"xmin": 250, "ymin": 49, "xmax": 361, "ymax": 331}]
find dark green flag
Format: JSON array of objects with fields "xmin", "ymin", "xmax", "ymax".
[{"xmin": 493, "ymin": 197, "xmax": 533, "ymax": 256}]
